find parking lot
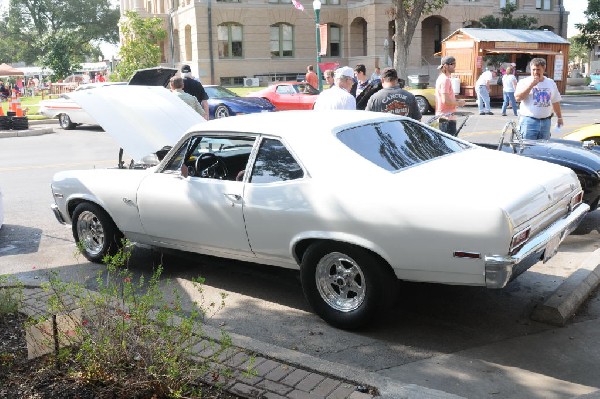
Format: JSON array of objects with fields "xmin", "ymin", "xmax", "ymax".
[{"xmin": 2, "ymin": 97, "xmax": 600, "ymax": 398}]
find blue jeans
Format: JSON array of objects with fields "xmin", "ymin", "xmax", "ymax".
[
  {"xmin": 476, "ymin": 85, "xmax": 491, "ymax": 113},
  {"xmin": 519, "ymin": 116, "xmax": 551, "ymax": 140},
  {"xmin": 501, "ymin": 91, "xmax": 518, "ymax": 116}
]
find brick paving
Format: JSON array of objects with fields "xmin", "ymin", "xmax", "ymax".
[{"xmin": 17, "ymin": 287, "xmax": 377, "ymax": 399}]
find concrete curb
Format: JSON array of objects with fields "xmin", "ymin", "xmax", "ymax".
[
  {"xmin": 531, "ymin": 248, "xmax": 600, "ymax": 326},
  {"xmin": 0, "ymin": 126, "xmax": 54, "ymax": 138}
]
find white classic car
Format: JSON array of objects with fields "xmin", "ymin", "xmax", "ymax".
[{"xmin": 50, "ymin": 86, "xmax": 589, "ymax": 329}]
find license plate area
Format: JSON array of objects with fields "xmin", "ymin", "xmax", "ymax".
[{"xmin": 543, "ymin": 234, "xmax": 561, "ymax": 263}]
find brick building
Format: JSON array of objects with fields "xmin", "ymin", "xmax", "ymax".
[{"xmin": 119, "ymin": 0, "xmax": 569, "ymax": 86}]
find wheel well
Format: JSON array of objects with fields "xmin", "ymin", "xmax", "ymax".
[
  {"xmin": 67, "ymin": 199, "xmax": 109, "ymax": 221},
  {"xmin": 293, "ymin": 239, "xmax": 396, "ymax": 278}
]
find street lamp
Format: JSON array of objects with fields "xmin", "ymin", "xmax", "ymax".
[{"xmin": 313, "ymin": 0, "xmax": 323, "ymax": 91}]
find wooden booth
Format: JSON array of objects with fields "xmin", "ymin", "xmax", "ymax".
[{"xmin": 441, "ymin": 28, "xmax": 569, "ymax": 99}]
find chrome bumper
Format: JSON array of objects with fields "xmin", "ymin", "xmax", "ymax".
[
  {"xmin": 51, "ymin": 203, "xmax": 68, "ymax": 225},
  {"xmin": 484, "ymin": 203, "xmax": 589, "ymax": 288}
]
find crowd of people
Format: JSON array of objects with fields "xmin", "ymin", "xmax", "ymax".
[{"xmin": 308, "ymin": 55, "xmax": 562, "ymax": 141}]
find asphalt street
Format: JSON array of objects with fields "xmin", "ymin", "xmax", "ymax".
[{"xmin": 1, "ymin": 98, "xmax": 600, "ymax": 398}]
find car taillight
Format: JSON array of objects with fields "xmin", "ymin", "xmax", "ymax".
[
  {"xmin": 569, "ymin": 190, "xmax": 583, "ymax": 211},
  {"xmin": 510, "ymin": 226, "xmax": 531, "ymax": 255}
]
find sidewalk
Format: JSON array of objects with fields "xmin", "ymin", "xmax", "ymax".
[{"xmin": 18, "ymin": 285, "xmax": 462, "ymax": 399}]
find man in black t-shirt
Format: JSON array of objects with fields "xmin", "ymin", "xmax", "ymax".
[
  {"xmin": 365, "ymin": 67, "xmax": 421, "ymax": 121},
  {"xmin": 181, "ymin": 65, "xmax": 209, "ymax": 120}
]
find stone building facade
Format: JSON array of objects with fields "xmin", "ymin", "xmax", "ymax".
[{"xmin": 119, "ymin": 0, "xmax": 568, "ymax": 85}]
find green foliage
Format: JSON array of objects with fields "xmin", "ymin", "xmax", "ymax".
[
  {"xmin": 479, "ymin": 3, "xmax": 538, "ymax": 29},
  {"xmin": 0, "ymin": 0, "xmax": 119, "ymax": 65},
  {"xmin": 569, "ymin": 35, "xmax": 590, "ymax": 65},
  {"xmin": 38, "ymin": 32, "xmax": 83, "ymax": 81},
  {"xmin": 575, "ymin": 0, "xmax": 600, "ymax": 50},
  {"xmin": 113, "ymin": 11, "xmax": 167, "ymax": 82},
  {"xmin": 30, "ymin": 240, "xmax": 235, "ymax": 396},
  {"xmin": 0, "ymin": 275, "xmax": 24, "ymax": 317}
]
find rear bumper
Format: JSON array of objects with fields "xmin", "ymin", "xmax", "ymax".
[{"xmin": 484, "ymin": 203, "xmax": 589, "ymax": 288}]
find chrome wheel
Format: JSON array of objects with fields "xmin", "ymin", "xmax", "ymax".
[
  {"xmin": 76, "ymin": 210, "xmax": 105, "ymax": 258},
  {"xmin": 415, "ymin": 96, "xmax": 429, "ymax": 115},
  {"xmin": 315, "ymin": 252, "xmax": 366, "ymax": 312},
  {"xmin": 214, "ymin": 105, "xmax": 230, "ymax": 118},
  {"xmin": 58, "ymin": 113, "xmax": 75, "ymax": 129}
]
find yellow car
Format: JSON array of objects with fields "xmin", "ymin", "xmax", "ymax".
[
  {"xmin": 562, "ymin": 123, "xmax": 600, "ymax": 145},
  {"xmin": 406, "ymin": 87, "xmax": 436, "ymax": 115}
]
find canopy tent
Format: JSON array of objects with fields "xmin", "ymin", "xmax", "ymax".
[{"xmin": 0, "ymin": 63, "xmax": 24, "ymax": 77}]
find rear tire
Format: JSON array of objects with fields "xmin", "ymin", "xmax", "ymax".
[
  {"xmin": 72, "ymin": 202, "xmax": 123, "ymax": 263},
  {"xmin": 300, "ymin": 242, "xmax": 396, "ymax": 329},
  {"xmin": 58, "ymin": 114, "xmax": 75, "ymax": 130},
  {"xmin": 214, "ymin": 105, "xmax": 230, "ymax": 118}
]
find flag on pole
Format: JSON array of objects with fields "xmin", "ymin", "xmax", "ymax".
[{"xmin": 291, "ymin": 0, "xmax": 305, "ymax": 11}]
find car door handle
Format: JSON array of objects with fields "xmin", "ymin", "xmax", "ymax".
[{"xmin": 224, "ymin": 194, "xmax": 242, "ymax": 206}]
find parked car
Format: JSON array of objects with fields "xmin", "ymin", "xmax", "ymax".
[
  {"xmin": 561, "ymin": 123, "xmax": 600, "ymax": 146},
  {"xmin": 204, "ymin": 85, "xmax": 275, "ymax": 119},
  {"xmin": 246, "ymin": 82, "xmax": 319, "ymax": 110},
  {"xmin": 39, "ymin": 67, "xmax": 177, "ymax": 130},
  {"xmin": 51, "ymin": 86, "xmax": 589, "ymax": 329},
  {"xmin": 406, "ymin": 86, "xmax": 436, "ymax": 115}
]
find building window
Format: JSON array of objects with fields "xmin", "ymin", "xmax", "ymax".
[
  {"xmin": 218, "ymin": 23, "xmax": 243, "ymax": 58},
  {"xmin": 217, "ymin": 0, "xmax": 240, "ymax": 2},
  {"xmin": 270, "ymin": 23, "xmax": 294, "ymax": 58},
  {"xmin": 220, "ymin": 76, "xmax": 245, "ymax": 86},
  {"xmin": 268, "ymin": 0, "xmax": 292, "ymax": 3},
  {"xmin": 500, "ymin": 0, "xmax": 516, "ymax": 6},
  {"xmin": 322, "ymin": 0, "xmax": 340, "ymax": 4},
  {"xmin": 535, "ymin": 0, "xmax": 551, "ymax": 10},
  {"xmin": 327, "ymin": 24, "xmax": 341, "ymax": 57}
]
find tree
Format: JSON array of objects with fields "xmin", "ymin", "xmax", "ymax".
[
  {"xmin": 575, "ymin": 0, "xmax": 600, "ymax": 50},
  {"xmin": 113, "ymin": 11, "xmax": 167, "ymax": 82},
  {"xmin": 569, "ymin": 35, "xmax": 589, "ymax": 73},
  {"xmin": 386, "ymin": 0, "xmax": 447, "ymax": 80},
  {"xmin": 479, "ymin": 3, "xmax": 538, "ymax": 30},
  {"xmin": 38, "ymin": 31, "xmax": 82, "ymax": 81},
  {"xmin": 0, "ymin": 0, "xmax": 119, "ymax": 70}
]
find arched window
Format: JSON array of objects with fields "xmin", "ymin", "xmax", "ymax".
[
  {"xmin": 327, "ymin": 24, "xmax": 341, "ymax": 57},
  {"xmin": 539, "ymin": 25, "xmax": 554, "ymax": 32},
  {"xmin": 270, "ymin": 23, "xmax": 294, "ymax": 58},
  {"xmin": 185, "ymin": 25, "xmax": 192, "ymax": 61},
  {"xmin": 218, "ymin": 23, "xmax": 243, "ymax": 58},
  {"xmin": 349, "ymin": 18, "xmax": 367, "ymax": 57}
]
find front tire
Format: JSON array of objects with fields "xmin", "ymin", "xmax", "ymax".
[
  {"xmin": 72, "ymin": 202, "xmax": 123, "ymax": 263},
  {"xmin": 58, "ymin": 114, "xmax": 76, "ymax": 130},
  {"xmin": 300, "ymin": 242, "xmax": 396, "ymax": 330},
  {"xmin": 415, "ymin": 96, "xmax": 430, "ymax": 115},
  {"xmin": 214, "ymin": 105, "xmax": 230, "ymax": 118}
]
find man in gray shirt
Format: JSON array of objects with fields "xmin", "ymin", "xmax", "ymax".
[{"xmin": 365, "ymin": 67, "xmax": 421, "ymax": 121}]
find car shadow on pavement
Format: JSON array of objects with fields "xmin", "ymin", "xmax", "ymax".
[{"xmin": 0, "ymin": 224, "xmax": 43, "ymax": 257}]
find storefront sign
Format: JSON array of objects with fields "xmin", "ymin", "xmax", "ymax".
[
  {"xmin": 495, "ymin": 42, "xmax": 539, "ymax": 49},
  {"xmin": 554, "ymin": 55, "xmax": 564, "ymax": 81}
]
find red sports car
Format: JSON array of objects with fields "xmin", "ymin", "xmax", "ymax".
[{"xmin": 247, "ymin": 81, "xmax": 319, "ymax": 110}]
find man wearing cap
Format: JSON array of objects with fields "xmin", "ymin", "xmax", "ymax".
[
  {"xmin": 313, "ymin": 66, "xmax": 356, "ymax": 110},
  {"xmin": 181, "ymin": 65, "xmax": 209, "ymax": 120},
  {"xmin": 515, "ymin": 58, "xmax": 563, "ymax": 140},
  {"xmin": 435, "ymin": 55, "xmax": 465, "ymax": 136},
  {"xmin": 365, "ymin": 67, "xmax": 421, "ymax": 121}
]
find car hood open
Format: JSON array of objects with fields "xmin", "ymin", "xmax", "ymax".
[
  {"xmin": 128, "ymin": 67, "xmax": 177, "ymax": 87},
  {"xmin": 67, "ymin": 85, "xmax": 205, "ymax": 160}
]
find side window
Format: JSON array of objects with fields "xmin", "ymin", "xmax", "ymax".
[
  {"xmin": 250, "ymin": 138, "xmax": 303, "ymax": 183},
  {"xmin": 163, "ymin": 139, "xmax": 191, "ymax": 173}
]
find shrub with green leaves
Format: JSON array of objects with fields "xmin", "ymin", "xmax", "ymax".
[{"xmin": 0, "ymin": 275, "xmax": 23, "ymax": 318}]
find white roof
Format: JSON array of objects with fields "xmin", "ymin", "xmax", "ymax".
[{"xmin": 445, "ymin": 28, "xmax": 569, "ymax": 44}]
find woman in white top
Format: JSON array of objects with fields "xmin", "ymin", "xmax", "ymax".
[{"xmin": 501, "ymin": 66, "xmax": 518, "ymax": 116}]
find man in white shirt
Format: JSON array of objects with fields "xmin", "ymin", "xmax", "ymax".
[
  {"xmin": 515, "ymin": 58, "xmax": 563, "ymax": 140},
  {"xmin": 475, "ymin": 67, "xmax": 494, "ymax": 115},
  {"xmin": 313, "ymin": 66, "xmax": 356, "ymax": 110}
]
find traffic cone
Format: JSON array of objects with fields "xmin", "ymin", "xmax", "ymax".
[
  {"xmin": 10, "ymin": 90, "xmax": 16, "ymax": 112},
  {"xmin": 0, "ymin": 105, "xmax": 4, "ymax": 116},
  {"xmin": 15, "ymin": 100, "xmax": 23, "ymax": 117}
]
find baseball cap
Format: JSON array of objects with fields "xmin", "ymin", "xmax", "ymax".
[
  {"xmin": 437, "ymin": 56, "xmax": 456, "ymax": 69},
  {"xmin": 181, "ymin": 64, "xmax": 192, "ymax": 73},
  {"xmin": 334, "ymin": 66, "xmax": 354, "ymax": 79}
]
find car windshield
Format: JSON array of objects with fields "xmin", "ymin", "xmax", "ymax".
[
  {"xmin": 205, "ymin": 86, "xmax": 238, "ymax": 98},
  {"xmin": 293, "ymin": 84, "xmax": 319, "ymax": 95},
  {"xmin": 337, "ymin": 120, "xmax": 470, "ymax": 172}
]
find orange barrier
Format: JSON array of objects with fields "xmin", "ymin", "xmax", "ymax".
[
  {"xmin": 0, "ymin": 105, "xmax": 4, "ymax": 116},
  {"xmin": 15, "ymin": 100, "xmax": 23, "ymax": 117}
]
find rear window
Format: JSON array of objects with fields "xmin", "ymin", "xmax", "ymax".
[{"xmin": 337, "ymin": 120, "xmax": 470, "ymax": 171}]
